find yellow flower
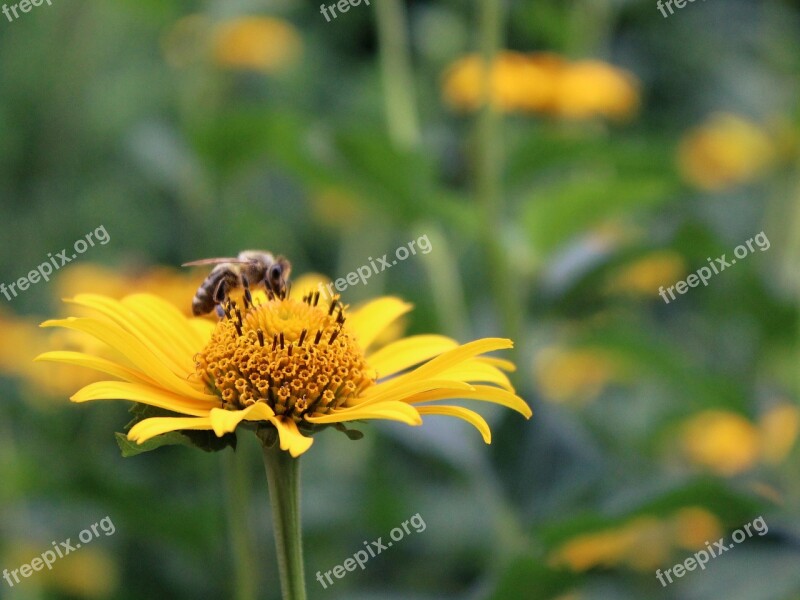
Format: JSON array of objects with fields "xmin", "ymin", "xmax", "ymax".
[
  {"xmin": 441, "ymin": 51, "xmax": 561, "ymax": 114},
  {"xmin": 758, "ymin": 403, "xmax": 800, "ymax": 464},
  {"xmin": 671, "ymin": 507, "xmax": 722, "ymax": 550},
  {"xmin": 550, "ymin": 507, "xmax": 721, "ymax": 573},
  {"xmin": 549, "ymin": 517, "xmax": 671, "ymax": 572},
  {"xmin": 552, "ymin": 60, "xmax": 639, "ymax": 120},
  {"xmin": 606, "ymin": 251, "xmax": 686, "ymax": 297},
  {"xmin": 37, "ymin": 291, "xmax": 530, "ymax": 457},
  {"xmin": 534, "ymin": 347, "xmax": 616, "ymax": 404},
  {"xmin": 677, "ymin": 113, "xmax": 776, "ymax": 191},
  {"xmin": 211, "ymin": 17, "xmax": 302, "ymax": 72},
  {"xmin": 56, "ymin": 264, "xmax": 201, "ymax": 318},
  {"xmin": 441, "ymin": 52, "xmax": 638, "ymax": 120},
  {"xmin": 680, "ymin": 410, "xmax": 760, "ymax": 475}
]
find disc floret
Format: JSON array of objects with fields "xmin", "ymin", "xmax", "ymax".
[{"xmin": 196, "ymin": 294, "xmax": 374, "ymax": 422}]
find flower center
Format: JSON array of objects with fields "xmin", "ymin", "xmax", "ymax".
[{"xmin": 195, "ymin": 293, "xmax": 374, "ymax": 421}]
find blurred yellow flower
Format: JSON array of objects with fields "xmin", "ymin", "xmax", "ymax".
[
  {"xmin": 606, "ymin": 251, "xmax": 686, "ymax": 296},
  {"xmin": 553, "ymin": 60, "xmax": 639, "ymax": 120},
  {"xmin": 681, "ymin": 410, "xmax": 760, "ymax": 475},
  {"xmin": 671, "ymin": 507, "xmax": 723, "ymax": 549},
  {"xmin": 534, "ymin": 346, "xmax": 616, "ymax": 403},
  {"xmin": 549, "ymin": 517, "xmax": 671, "ymax": 572},
  {"xmin": 57, "ymin": 264, "xmax": 201, "ymax": 318},
  {"xmin": 677, "ymin": 113, "xmax": 776, "ymax": 191},
  {"xmin": 441, "ymin": 52, "xmax": 639, "ymax": 120},
  {"xmin": 310, "ymin": 187, "xmax": 366, "ymax": 230},
  {"xmin": 550, "ymin": 507, "xmax": 721, "ymax": 574},
  {"xmin": 4, "ymin": 543, "xmax": 118, "ymax": 599},
  {"xmin": 758, "ymin": 403, "xmax": 800, "ymax": 464},
  {"xmin": 211, "ymin": 17, "xmax": 302, "ymax": 72}
]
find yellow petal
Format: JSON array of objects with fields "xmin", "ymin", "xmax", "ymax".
[
  {"xmin": 67, "ymin": 294, "xmax": 195, "ymax": 376},
  {"xmin": 478, "ymin": 357, "xmax": 517, "ymax": 372},
  {"xmin": 268, "ymin": 416, "xmax": 314, "ymax": 457},
  {"xmin": 41, "ymin": 317, "xmax": 208, "ymax": 400},
  {"xmin": 435, "ymin": 359, "xmax": 515, "ymax": 391},
  {"xmin": 208, "ymin": 404, "xmax": 314, "ymax": 457},
  {"xmin": 366, "ymin": 335, "xmax": 459, "ymax": 377},
  {"xmin": 404, "ymin": 338, "xmax": 513, "ymax": 381},
  {"xmin": 305, "ymin": 400, "xmax": 422, "ymax": 426},
  {"xmin": 354, "ymin": 378, "xmax": 475, "ymax": 409},
  {"xmin": 35, "ymin": 351, "xmax": 156, "ymax": 387},
  {"xmin": 209, "ymin": 403, "xmax": 276, "ymax": 436},
  {"xmin": 347, "ymin": 297, "xmax": 413, "ymax": 351},
  {"xmin": 71, "ymin": 381, "xmax": 217, "ymax": 416},
  {"xmin": 121, "ymin": 294, "xmax": 208, "ymax": 353},
  {"xmin": 416, "ymin": 405, "xmax": 492, "ymax": 443},
  {"xmin": 406, "ymin": 384, "xmax": 532, "ymax": 418},
  {"xmin": 128, "ymin": 416, "xmax": 214, "ymax": 443}
]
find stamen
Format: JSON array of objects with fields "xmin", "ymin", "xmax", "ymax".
[
  {"xmin": 257, "ymin": 329, "xmax": 264, "ymax": 347},
  {"xmin": 313, "ymin": 291, "xmax": 320, "ymax": 306},
  {"xmin": 328, "ymin": 300, "xmax": 338, "ymax": 316},
  {"xmin": 329, "ymin": 329, "xmax": 339, "ymax": 345},
  {"xmin": 288, "ymin": 345, "xmax": 293, "ymax": 356},
  {"xmin": 234, "ymin": 322, "xmax": 243, "ymax": 337},
  {"xmin": 314, "ymin": 330, "xmax": 323, "ymax": 344},
  {"xmin": 272, "ymin": 335, "xmax": 278, "ymax": 351},
  {"xmin": 298, "ymin": 329, "xmax": 307, "ymax": 347},
  {"xmin": 280, "ymin": 333, "xmax": 285, "ymax": 349}
]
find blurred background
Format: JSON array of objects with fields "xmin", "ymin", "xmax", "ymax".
[{"xmin": 1, "ymin": 0, "xmax": 800, "ymax": 599}]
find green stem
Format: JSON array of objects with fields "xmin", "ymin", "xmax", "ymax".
[
  {"xmin": 374, "ymin": 0, "xmax": 421, "ymax": 148},
  {"xmin": 476, "ymin": 0, "xmax": 519, "ymax": 345},
  {"xmin": 262, "ymin": 445, "xmax": 306, "ymax": 600},
  {"xmin": 222, "ymin": 449, "xmax": 258, "ymax": 600}
]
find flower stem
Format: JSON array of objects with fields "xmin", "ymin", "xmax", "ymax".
[
  {"xmin": 262, "ymin": 445, "xmax": 306, "ymax": 600},
  {"xmin": 374, "ymin": 0, "xmax": 420, "ymax": 148},
  {"xmin": 222, "ymin": 449, "xmax": 258, "ymax": 600},
  {"xmin": 475, "ymin": 0, "xmax": 519, "ymax": 345}
]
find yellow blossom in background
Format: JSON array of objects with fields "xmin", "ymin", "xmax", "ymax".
[
  {"xmin": 606, "ymin": 251, "xmax": 686, "ymax": 297},
  {"xmin": 211, "ymin": 17, "xmax": 302, "ymax": 72},
  {"xmin": 681, "ymin": 410, "xmax": 760, "ymax": 475},
  {"xmin": 550, "ymin": 507, "xmax": 722, "ymax": 574},
  {"xmin": 4, "ymin": 543, "xmax": 118, "ymax": 599},
  {"xmin": 441, "ymin": 52, "xmax": 639, "ymax": 120},
  {"xmin": 549, "ymin": 517, "xmax": 671, "ymax": 572},
  {"xmin": 534, "ymin": 346, "xmax": 616, "ymax": 404},
  {"xmin": 677, "ymin": 113, "xmax": 776, "ymax": 191},
  {"xmin": 758, "ymin": 403, "xmax": 800, "ymax": 464},
  {"xmin": 671, "ymin": 507, "xmax": 723, "ymax": 549},
  {"xmin": 553, "ymin": 60, "xmax": 639, "ymax": 120},
  {"xmin": 679, "ymin": 405, "xmax": 799, "ymax": 474},
  {"xmin": 57, "ymin": 264, "xmax": 202, "ymax": 318}
]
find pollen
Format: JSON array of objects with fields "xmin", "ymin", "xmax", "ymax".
[{"xmin": 196, "ymin": 294, "xmax": 375, "ymax": 422}]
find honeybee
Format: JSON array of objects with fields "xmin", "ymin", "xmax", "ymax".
[{"xmin": 183, "ymin": 250, "xmax": 292, "ymax": 316}]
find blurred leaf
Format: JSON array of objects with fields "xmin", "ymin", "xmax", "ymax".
[{"xmin": 523, "ymin": 173, "xmax": 674, "ymax": 255}]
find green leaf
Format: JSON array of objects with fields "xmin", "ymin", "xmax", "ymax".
[{"xmin": 523, "ymin": 173, "xmax": 675, "ymax": 255}]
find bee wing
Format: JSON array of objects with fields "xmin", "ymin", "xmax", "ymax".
[{"xmin": 182, "ymin": 258, "xmax": 251, "ymax": 267}]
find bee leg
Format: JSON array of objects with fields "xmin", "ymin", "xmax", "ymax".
[{"xmin": 242, "ymin": 277, "xmax": 253, "ymax": 309}]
